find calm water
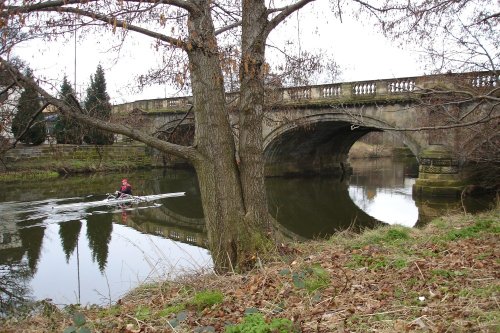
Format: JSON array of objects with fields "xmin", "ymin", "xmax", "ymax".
[{"xmin": 0, "ymin": 158, "xmax": 493, "ymax": 309}]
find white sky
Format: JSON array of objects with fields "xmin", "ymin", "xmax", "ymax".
[{"xmin": 12, "ymin": 1, "xmax": 425, "ymax": 104}]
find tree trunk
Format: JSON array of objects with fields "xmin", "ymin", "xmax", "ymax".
[
  {"xmin": 185, "ymin": 0, "xmax": 275, "ymax": 272},
  {"xmin": 186, "ymin": 1, "xmax": 250, "ymax": 272},
  {"xmin": 239, "ymin": 0, "xmax": 274, "ymax": 231}
]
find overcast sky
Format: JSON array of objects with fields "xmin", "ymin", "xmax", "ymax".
[{"xmin": 12, "ymin": 2, "xmax": 425, "ymax": 105}]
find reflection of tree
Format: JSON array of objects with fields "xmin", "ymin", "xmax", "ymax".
[
  {"xmin": 366, "ymin": 187, "xmax": 377, "ymax": 201},
  {"xmin": 86, "ymin": 214, "xmax": 112, "ymax": 272},
  {"xmin": 349, "ymin": 159, "xmax": 417, "ymax": 189},
  {"xmin": 18, "ymin": 225, "xmax": 45, "ymax": 274},
  {"xmin": 152, "ymin": 169, "xmax": 204, "ymax": 219},
  {"xmin": 0, "ymin": 260, "xmax": 32, "ymax": 315},
  {"xmin": 58, "ymin": 221, "xmax": 82, "ymax": 263}
]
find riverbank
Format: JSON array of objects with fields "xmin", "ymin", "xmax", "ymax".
[
  {"xmin": 0, "ymin": 142, "xmax": 407, "ymax": 178},
  {"xmin": 2, "ymin": 204, "xmax": 498, "ymax": 332},
  {"xmin": 0, "ymin": 144, "xmax": 160, "ymax": 178},
  {"xmin": 347, "ymin": 142, "xmax": 408, "ymax": 159}
]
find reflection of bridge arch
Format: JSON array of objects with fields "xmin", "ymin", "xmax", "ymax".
[
  {"xmin": 120, "ymin": 172, "xmax": 380, "ymax": 242},
  {"xmin": 267, "ymin": 175, "xmax": 384, "ymax": 239},
  {"xmin": 132, "ymin": 204, "xmax": 204, "ymax": 229},
  {"xmin": 123, "ymin": 209, "xmax": 208, "ymax": 248}
]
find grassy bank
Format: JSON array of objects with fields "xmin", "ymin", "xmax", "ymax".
[
  {"xmin": 2, "ymin": 207, "xmax": 498, "ymax": 332},
  {"xmin": 0, "ymin": 170, "xmax": 60, "ymax": 183},
  {"xmin": 1, "ymin": 144, "xmax": 155, "ymax": 178}
]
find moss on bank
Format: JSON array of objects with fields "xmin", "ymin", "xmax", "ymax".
[
  {"xmin": 0, "ymin": 170, "xmax": 60, "ymax": 183},
  {"xmin": 0, "ymin": 161, "xmax": 156, "ymax": 183},
  {"xmin": 1, "ymin": 207, "xmax": 498, "ymax": 332},
  {"xmin": 1, "ymin": 144, "xmax": 156, "ymax": 178}
]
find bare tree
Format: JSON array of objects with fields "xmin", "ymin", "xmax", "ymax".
[
  {"xmin": 0, "ymin": 0, "xmax": 497, "ymax": 273},
  {"xmin": 0, "ymin": 0, "xmax": 318, "ymax": 273}
]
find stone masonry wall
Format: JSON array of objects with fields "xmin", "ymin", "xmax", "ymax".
[{"xmin": 1, "ymin": 144, "xmax": 162, "ymax": 172}]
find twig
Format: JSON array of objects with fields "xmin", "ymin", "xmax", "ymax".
[
  {"xmin": 125, "ymin": 314, "xmax": 143, "ymax": 327},
  {"xmin": 166, "ymin": 318, "xmax": 179, "ymax": 332},
  {"xmin": 104, "ymin": 271, "xmax": 112, "ymax": 307},
  {"xmin": 460, "ymin": 188, "xmax": 468, "ymax": 214},
  {"xmin": 226, "ymin": 251, "xmax": 235, "ymax": 274},
  {"xmin": 414, "ymin": 261, "xmax": 425, "ymax": 280},
  {"xmin": 468, "ymin": 277, "xmax": 495, "ymax": 282},
  {"xmin": 314, "ymin": 296, "xmax": 334, "ymax": 307},
  {"xmin": 360, "ymin": 308, "xmax": 407, "ymax": 317}
]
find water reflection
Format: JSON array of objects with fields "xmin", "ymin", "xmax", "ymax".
[
  {"xmin": 59, "ymin": 220, "xmax": 82, "ymax": 263},
  {"xmin": 0, "ymin": 161, "xmax": 494, "ymax": 309},
  {"xmin": 86, "ymin": 215, "xmax": 113, "ymax": 272},
  {"xmin": 267, "ymin": 177, "xmax": 383, "ymax": 239},
  {"xmin": 0, "ymin": 170, "xmax": 212, "ymax": 307},
  {"xmin": 348, "ymin": 158, "xmax": 419, "ymax": 227}
]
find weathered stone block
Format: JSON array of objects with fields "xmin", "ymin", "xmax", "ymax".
[{"xmin": 414, "ymin": 145, "xmax": 465, "ymax": 197}]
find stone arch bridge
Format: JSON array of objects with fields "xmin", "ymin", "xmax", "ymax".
[{"xmin": 113, "ymin": 71, "xmax": 499, "ymax": 197}]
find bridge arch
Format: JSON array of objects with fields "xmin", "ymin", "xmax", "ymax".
[
  {"xmin": 263, "ymin": 112, "xmax": 421, "ymax": 177},
  {"xmin": 155, "ymin": 118, "xmax": 195, "ymax": 142}
]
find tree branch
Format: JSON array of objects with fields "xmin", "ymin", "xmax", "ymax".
[
  {"xmin": 10, "ymin": 102, "xmax": 49, "ymax": 148},
  {"xmin": 0, "ymin": 82, "xmax": 16, "ymax": 97},
  {"xmin": 31, "ymin": 6, "xmax": 188, "ymax": 50},
  {"xmin": 215, "ymin": 21, "xmax": 241, "ymax": 35},
  {"xmin": 472, "ymin": 11, "xmax": 500, "ymax": 25},
  {"xmin": 0, "ymin": 57, "xmax": 202, "ymax": 163},
  {"xmin": 343, "ymin": 111, "xmax": 499, "ymax": 132},
  {"xmin": 4, "ymin": 0, "xmax": 195, "ymax": 14},
  {"xmin": 265, "ymin": 0, "xmax": 316, "ymax": 36}
]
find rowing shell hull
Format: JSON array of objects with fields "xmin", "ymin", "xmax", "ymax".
[
  {"xmin": 107, "ymin": 192, "xmax": 186, "ymax": 204},
  {"xmin": 51, "ymin": 192, "xmax": 186, "ymax": 212}
]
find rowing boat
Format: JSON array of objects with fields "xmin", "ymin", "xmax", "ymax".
[
  {"xmin": 106, "ymin": 192, "xmax": 186, "ymax": 204},
  {"xmin": 50, "ymin": 192, "xmax": 186, "ymax": 212}
]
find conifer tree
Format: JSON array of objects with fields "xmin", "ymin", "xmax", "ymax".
[
  {"xmin": 83, "ymin": 65, "xmax": 114, "ymax": 145},
  {"xmin": 11, "ymin": 68, "xmax": 46, "ymax": 145},
  {"xmin": 53, "ymin": 75, "xmax": 83, "ymax": 144}
]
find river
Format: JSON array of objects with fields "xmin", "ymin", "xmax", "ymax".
[{"xmin": 0, "ymin": 158, "xmax": 493, "ymax": 309}]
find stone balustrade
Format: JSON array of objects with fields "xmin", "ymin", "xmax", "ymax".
[{"xmin": 113, "ymin": 71, "xmax": 498, "ymax": 114}]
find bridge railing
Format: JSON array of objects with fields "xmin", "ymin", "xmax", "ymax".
[
  {"xmin": 112, "ymin": 71, "xmax": 498, "ymax": 113},
  {"xmin": 280, "ymin": 71, "xmax": 498, "ymax": 103},
  {"xmin": 281, "ymin": 77, "xmax": 418, "ymax": 101}
]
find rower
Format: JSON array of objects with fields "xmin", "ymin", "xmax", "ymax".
[{"xmin": 115, "ymin": 178, "xmax": 132, "ymax": 198}]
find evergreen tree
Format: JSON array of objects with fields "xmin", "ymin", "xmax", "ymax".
[
  {"xmin": 83, "ymin": 65, "xmax": 114, "ymax": 145},
  {"xmin": 53, "ymin": 75, "xmax": 83, "ymax": 144},
  {"xmin": 11, "ymin": 68, "xmax": 46, "ymax": 145}
]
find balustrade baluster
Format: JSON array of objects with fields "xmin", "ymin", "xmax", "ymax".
[{"xmin": 112, "ymin": 71, "xmax": 494, "ymax": 114}]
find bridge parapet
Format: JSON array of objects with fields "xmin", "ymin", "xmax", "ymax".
[
  {"xmin": 113, "ymin": 96, "xmax": 193, "ymax": 114},
  {"xmin": 280, "ymin": 71, "xmax": 497, "ymax": 104},
  {"xmin": 112, "ymin": 71, "xmax": 498, "ymax": 113}
]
